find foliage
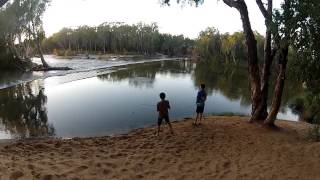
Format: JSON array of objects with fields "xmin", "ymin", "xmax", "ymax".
[
  {"xmin": 308, "ymin": 123, "xmax": 320, "ymax": 142},
  {"xmin": 42, "ymin": 22, "xmax": 195, "ymax": 57},
  {"xmin": 279, "ymin": 0, "xmax": 320, "ymax": 134},
  {"xmin": 290, "ymin": 91, "xmax": 320, "ymax": 123},
  {"xmin": 0, "ymin": 81, "xmax": 55, "ymax": 138},
  {"xmin": 279, "ymin": 0, "xmax": 320, "ymax": 91},
  {"xmin": 195, "ymin": 27, "xmax": 264, "ymax": 65},
  {"xmin": 0, "ymin": 0, "xmax": 50, "ymax": 69}
]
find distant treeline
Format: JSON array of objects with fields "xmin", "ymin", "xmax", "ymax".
[
  {"xmin": 195, "ymin": 27, "xmax": 265, "ymax": 65},
  {"xmin": 42, "ymin": 22, "xmax": 195, "ymax": 57},
  {"xmin": 43, "ymin": 23, "xmax": 266, "ymax": 63}
]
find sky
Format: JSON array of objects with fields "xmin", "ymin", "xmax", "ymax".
[{"xmin": 43, "ymin": 0, "xmax": 283, "ymax": 39}]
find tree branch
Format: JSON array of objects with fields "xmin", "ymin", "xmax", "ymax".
[
  {"xmin": 0, "ymin": 0, "xmax": 8, "ymax": 7},
  {"xmin": 223, "ymin": 0, "xmax": 240, "ymax": 8},
  {"xmin": 256, "ymin": 0, "xmax": 268, "ymax": 18}
]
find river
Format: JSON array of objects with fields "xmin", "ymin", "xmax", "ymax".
[{"xmin": 0, "ymin": 56, "xmax": 301, "ymax": 139}]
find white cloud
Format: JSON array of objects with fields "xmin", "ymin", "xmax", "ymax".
[{"xmin": 43, "ymin": 0, "xmax": 283, "ymax": 39}]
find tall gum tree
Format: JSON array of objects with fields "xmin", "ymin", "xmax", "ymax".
[
  {"xmin": 251, "ymin": 0, "xmax": 275, "ymax": 121},
  {"xmin": 222, "ymin": 0, "xmax": 262, "ymax": 120},
  {"xmin": 24, "ymin": 0, "xmax": 51, "ymax": 68},
  {"xmin": 164, "ymin": 0, "xmax": 262, "ymax": 121},
  {"xmin": 264, "ymin": 0, "xmax": 292, "ymax": 126},
  {"xmin": 163, "ymin": 0, "xmax": 292, "ymax": 126},
  {"xmin": 0, "ymin": 0, "xmax": 51, "ymax": 69}
]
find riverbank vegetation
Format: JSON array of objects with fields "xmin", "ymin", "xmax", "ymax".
[
  {"xmin": 42, "ymin": 23, "xmax": 195, "ymax": 58},
  {"xmin": 41, "ymin": 24, "xmax": 266, "ymax": 66},
  {"xmin": 0, "ymin": 0, "xmax": 51, "ymax": 70},
  {"xmin": 1, "ymin": 0, "xmax": 320, "ymax": 132},
  {"xmin": 162, "ymin": 0, "xmax": 320, "ymax": 138}
]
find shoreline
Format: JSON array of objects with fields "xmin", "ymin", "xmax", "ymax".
[
  {"xmin": 0, "ymin": 115, "xmax": 300, "ymax": 142},
  {"xmin": 1, "ymin": 116, "xmax": 319, "ymax": 180},
  {"xmin": 0, "ymin": 56, "xmax": 185, "ymax": 90}
]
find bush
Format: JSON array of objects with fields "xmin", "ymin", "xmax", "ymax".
[
  {"xmin": 53, "ymin": 49, "xmax": 64, "ymax": 56},
  {"xmin": 308, "ymin": 120, "xmax": 320, "ymax": 142},
  {"xmin": 64, "ymin": 49, "xmax": 75, "ymax": 57}
]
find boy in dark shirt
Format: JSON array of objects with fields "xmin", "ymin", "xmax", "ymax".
[
  {"xmin": 194, "ymin": 84, "xmax": 207, "ymax": 125},
  {"xmin": 157, "ymin": 92, "xmax": 174, "ymax": 135}
]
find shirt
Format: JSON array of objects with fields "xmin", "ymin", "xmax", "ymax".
[
  {"xmin": 196, "ymin": 89, "xmax": 207, "ymax": 107},
  {"xmin": 157, "ymin": 100, "xmax": 170, "ymax": 117}
]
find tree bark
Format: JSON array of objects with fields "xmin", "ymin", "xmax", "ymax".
[
  {"xmin": 251, "ymin": 0, "xmax": 274, "ymax": 121},
  {"xmin": 9, "ymin": 33, "xmax": 21, "ymax": 60},
  {"xmin": 0, "ymin": 0, "xmax": 8, "ymax": 7},
  {"xmin": 36, "ymin": 38, "xmax": 50, "ymax": 68},
  {"xmin": 223, "ymin": 0, "xmax": 262, "ymax": 120},
  {"xmin": 264, "ymin": 45, "xmax": 289, "ymax": 126}
]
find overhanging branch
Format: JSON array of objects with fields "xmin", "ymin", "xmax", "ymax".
[
  {"xmin": 256, "ymin": 0, "xmax": 268, "ymax": 18},
  {"xmin": 223, "ymin": 0, "xmax": 240, "ymax": 8},
  {"xmin": 0, "ymin": 0, "xmax": 9, "ymax": 8}
]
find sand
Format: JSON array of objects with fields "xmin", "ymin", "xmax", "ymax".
[{"xmin": 0, "ymin": 116, "xmax": 319, "ymax": 180}]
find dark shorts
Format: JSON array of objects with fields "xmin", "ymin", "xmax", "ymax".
[
  {"xmin": 196, "ymin": 106, "xmax": 204, "ymax": 113},
  {"xmin": 158, "ymin": 115, "xmax": 170, "ymax": 126}
]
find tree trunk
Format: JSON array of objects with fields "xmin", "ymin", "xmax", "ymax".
[
  {"xmin": 0, "ymin": 0, "xmax": 9, "ymax": 7},
  {"xmin": 251, "ymin": 0, "xmax": 274, "ymax": 121},
  {"xmin": 9, "ymin": 33, "xmax": 23, "ymax": 60},
  {"xmin": 264, "ymin": 45, "xmax": 289, "ymax": 126},
  {"xmin": 223, "ymin": 0, "xmax": 262, "ymax": 120},
  {"xmin": 232, "ymin": 54, "xmax": 236, "ymax": 64},
  {"xmin": 36, "ymin": 38, "xmax": 50, "ymax": 68}
]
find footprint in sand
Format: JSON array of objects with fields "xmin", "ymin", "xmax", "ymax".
[
  {"xmin": 136, "ymin": 174, "xmax": 144, "ymax": 179},
  {"xmin": 121, "ymin": 168, "xmax": 128, "ymax": 172},
  {"xmin": 9, "ymin": 171, "xmax": 24, "ymax": 180},
  {"xmin": 103, "ymin": 169, "xmax": 111, "ymax": 175},
  {"xmin": 104, "ymin": 162, "xmax": 117, "ymax": 169},
  {"xmin": 149, "ymin": 157, "xmax": 156, "ymax": 165},
  {"xmin": 95, "ymin": 162, "xmax": 102, "ymax": 167},
  {"xmin": 75, "ymin": 165, "xmax": 88, "ymax": 172},
  {"xmin": 27, "ymin": 164, "xmax": 34, "ymax": 170},
  {"xmin": 41, "ymin": 174, "xmax": 54, "ymax": 180}
]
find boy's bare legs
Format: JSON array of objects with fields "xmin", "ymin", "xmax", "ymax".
[
  {"xmin": 168, "ymin": 123, "xmax": 174, "ymax": 134},
  {"xmin": 198, "ymin": 113, "xmax": 203, "ymax": 125},
  {"xmin": 194, "ymin": 113, "xmax": 199, "ymax": 125},
  {"xmin": 157, "ymin": 125, "xmax": 161, "ymax": 136}
]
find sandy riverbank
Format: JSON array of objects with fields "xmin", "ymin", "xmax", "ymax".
[{"xmin": 0, "ymin": 116, "xmax": 319, "ymax": 180}]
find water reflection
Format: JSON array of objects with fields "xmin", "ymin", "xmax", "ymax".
[
  {"xmin": 194, "ymin": 61, "xmax": 303, "ymax": 114},
  {"xmin": 0, "ymin": 81, "xmax": 55, "ymax": 138},
  {"xmin": 98, "ymin": 60, "xmax": 193, "ymax": 88},
  {"xmin": 0, "ymin": 60, "xmax": 302, "ymax": 139},
  {"xmin": 193, "ymin": 61, "xmax": 251, "ymax": 106}
]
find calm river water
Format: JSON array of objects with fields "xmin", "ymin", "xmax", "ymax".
[{"xmin": 0, "ymin": 59, "xmax": 300, "ymax": 139}]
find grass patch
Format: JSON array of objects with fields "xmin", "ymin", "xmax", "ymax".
[{"xmin": 307, "ymin": 119, "xmax": 320, "ymax": 142}]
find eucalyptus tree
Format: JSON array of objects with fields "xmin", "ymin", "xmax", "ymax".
[
  {"xmin": 22, "ymin": 0, "xmax": 51, "ymax": 68},
  {"xmin": 196, "ymin": 30, "xmax": 260, "ymax": 65},
  {"xmin": 0, "ymin": 0, "xmax": 51, "ymax": 69},
  {"xmin": 0, "ymin": 0, "xmax": 28, "ymax": 60},
  {"xmin": 221, "ymin": 32, "xmax": 244, "ymax": 64},
  {"xmin": 162, "ymin": 0, "xmax": 295, "ymax": 126},
  {"xmin": 287, "ymin": 0, "xmax": 320, "ymax": 90},
  {"xmin": 274, "ymin": 0, "xmax": 320, "ymax": 125},
  {"xmin": 43, "ymin": 22, "xmax": 192, "ymax": 56}
]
